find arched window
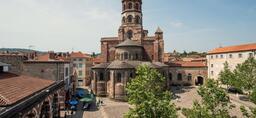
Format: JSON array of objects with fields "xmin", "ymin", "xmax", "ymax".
[
  {"xmin": 117, "ymin": 73, "xmax": 122, "ymax": 83},
  {"xmin": 188, "ymin": 73, "xmax": 192, "ymax": 81},
  {"xmin": 130, "ymin": 72, "xmax": 134, "ymax": 78},
  {"xmin": 122, "ymin": 17, "xmax": 126, "ymax": 23},
  {"xmin": 169, "ymin": 73, "xmax": 173, "ymax": 81},
  {"xmin": 128, "ymin": 2, "xmax": 133, "ymax": 9},
  {"xmin": 135, "ymin": 3, "xmax": 140, "ymax": 10},
  {"xmin": 99, "ymin": 72, "xmax": 104, "ymax": 81},
  {"xmin": 178, "ymin": 73, "xmax": 182, "ymax": 81},
  {"xmin": 127, "ymin": 30, "xmax": 133, "ymax": 39},
  {"xmin": 124, "ymin": 52, "xmax": 128, "ymax": 60},
  {"xmin": 129, "ymin": 53, "xmax": 132, "ymax": 60},
  {"xmin": 123, "ymin": 4, "xmax": 126, "ymax": 11},
  {"xmin": 135, "ymin": 16, "xmax": 141, "ymax": 24},
  {"xmin": 127, "ymin": 15, "xmax": 133, "ymax": 23},
  {"xmin": 135, "ymin": 53, "xmax": 139, "ymax": 60}
]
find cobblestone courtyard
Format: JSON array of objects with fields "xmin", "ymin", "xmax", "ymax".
[{"xmin": 63, "ymin": 86, "xmax": 255, "ymax": 118}]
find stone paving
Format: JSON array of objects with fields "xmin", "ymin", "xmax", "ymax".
[
  {"xmin": 171, "ymin": 86, "xmax": 256, "ymax": 118},
  {"xmin": 62, "ymin": 87, "xmax": 256, "ymax": 118}
]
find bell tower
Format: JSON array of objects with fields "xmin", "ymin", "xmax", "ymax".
[{"xmin": 118, "ymin": 0, "xmax": 143, "ymax": 42}]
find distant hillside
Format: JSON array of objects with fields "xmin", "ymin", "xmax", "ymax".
[{"xmin": 0, "ymin": 48, "xmax": 41, "ymax": 53}]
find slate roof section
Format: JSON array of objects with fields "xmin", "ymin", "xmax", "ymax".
[
  {"xmin": 167, "ymin": 61, "xmax": 207, "ymax": 68},
  {"xmin": 107, "ymin": 61, "xmax": 134, "ymax": 69},
  {"xmin": 155, "ymin": 27, "xmax": 163, "ymax": 33},
  {"xmin": 208, "ymin": 43, "xmax": 256, "ymax": 54},
  {"xmin": 92, "ymin": 63, "xmax": 110, "ymax": 69},
  {"xmin": 93, "ymin": 61, "xmax": 168, "ymax": 69},
  {"xmin": 116, "ymin": 39, "xmax": 142, "ymax": 48},
  {"xmin": 0, "ymin": 73, "xmax": 54, "ymax": 106},
  {"xmin": 0, "ymin": 62, "xmax": 10, "ymax": 66}
]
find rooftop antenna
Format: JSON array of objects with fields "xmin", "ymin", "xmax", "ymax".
[
  {"xmin": 28, "ymin": 45, "xmax": 35, "ymax": 50},
  {"xmin": 219, "ymin": 43, "xmax": 222, "ymax": 48}
]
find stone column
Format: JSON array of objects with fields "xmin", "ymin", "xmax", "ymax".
[{"xmin": 109, "ymin": 70, "xmax": 115, "ymax": 98}]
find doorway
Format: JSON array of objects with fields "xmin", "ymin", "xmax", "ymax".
[{"xmin": 196, "ymin": 76, "xmax": 204, "ymax": 86}]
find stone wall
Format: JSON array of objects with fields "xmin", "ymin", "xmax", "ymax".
[
  {"xmin": 0, "ymin": 55, "xmax": 25, "ymax": 74},
  {"xmin": 169, "ymin": 67, "xmax": 208, "ymax": 86}
]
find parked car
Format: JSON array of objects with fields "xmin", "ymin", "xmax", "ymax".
[{"xmin": 228, "ymin": 87, "xmax": 243, "ymax": 94}]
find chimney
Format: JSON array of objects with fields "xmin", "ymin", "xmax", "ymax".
[{"xmin": 48, "ymin": 51, "xmax": 55, "ymax": 60}]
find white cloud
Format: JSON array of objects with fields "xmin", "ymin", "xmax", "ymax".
[{"xmin": 170, "ymin": 21, "xmax": 184, "ymax": 28}]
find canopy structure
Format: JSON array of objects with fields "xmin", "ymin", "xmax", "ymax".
[{"xmin": 80, "ymin": 94, "xmax": 94, "ymax": 103}]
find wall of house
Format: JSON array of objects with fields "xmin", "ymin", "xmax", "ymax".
[
  {"xmin": 0, "ymin": 55, "xmax": 25, "ymax": 74},
  {"xmin": 207, "ymin": 50, "xmax": 256, "ymax": 80},
  {"xmin": 169, "ymin": 67, "xmax": 208, "ymax": 86},
  {"xmin": 23, "ymin": 62, "xmax": 65, "ymax": 81}
]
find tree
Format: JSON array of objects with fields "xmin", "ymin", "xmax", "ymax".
[
  {"xmin": 219, "ymin": 62, "xmax": 235, "ymax": 89},
  {"xmin": 233, "ymin": 57, "xmax": 256, "ymax": 92},
  {"xmin": 125, "ymin": 65, "xmax": 177, "ymax": 118},
  {"xmin": 182, "ymin": 79, "xmax": 232, "ymax": 118},
  {"xmin": 240, "ymin": 106, "xmax": 256, "ymax": 118},
  {"xmin": 240, "ymin": 88, "xmax": 256, "ymax": 118}
]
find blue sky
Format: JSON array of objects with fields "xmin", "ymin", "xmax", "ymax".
[{"xmin": 0, "ymin": 0, "xmax": 255, "ymax": 53}]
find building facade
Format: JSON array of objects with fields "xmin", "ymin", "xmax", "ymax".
[
  {"xmin": 168, "ymin": 61, "xmax": 208, "ymax": 86},
  {"xmin": 91, "ymin": 0, "xmax": 169, "ymax": 100},
  {"xmin": 70, "ymin": 52, "xmax": 92, "ymax": 87},
  {"xmin": 207, "ymin": 43, "xmax": 256, "ymax": 80},
  {"xmin": 0, "ymin": 54, "xmax": 75, "ymax": 111}
]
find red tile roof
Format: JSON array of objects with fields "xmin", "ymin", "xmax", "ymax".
[
  {"xmin": 37, "ymin": 54, "xmax": 50, "ymax": 61},
  {"xmin": 70, "ymin": 52, "xmax": 88, "ymax": 58},
  {"xmin": 208, "ymin": 43, "xmax": 256, "ymax": 54},
  {"xmin": 92, "ymin": 56, "xmax": 103, "ymax": 64},
  {"xmin": 0, "ymin": 73, "xmax": 54, "ymax": 106},
  {"xmin": 168, "ymin": 61, "xmax": 207, "ymax": 68}
]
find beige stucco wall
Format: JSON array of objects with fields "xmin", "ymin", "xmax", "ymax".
[{"xmin": 207, "ymin": 51, "xmax": 256, "ymax": 80}]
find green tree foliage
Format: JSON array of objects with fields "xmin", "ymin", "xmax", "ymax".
[
  {"xmin": 182, "ymin": 79, "xmax": 232, "ymax": 118},
  {"xmin": 219, "ymin": 62, "xmax": 235, "ymax": 88},
  {"xmin": 233, "ymin": 57, "xmax": 256, "ymax": 92},
  {"xmin": 240, "ymin": 106, "xmax": 256, "ymax": 118},
  {"xmin": 125, "ymin": 65, "xmax": 177, "ymax": 118}
]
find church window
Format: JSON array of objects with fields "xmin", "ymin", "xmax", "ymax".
[
  {"xmin": 124, "ymin": 52, "xmax": 128, "ymax": 60},
  {"xmin": 127, "ymin": 30, "xmax": 133, "ymax": 39},
  {"xmin": 188, "ymin": 73, "xmax": 192, "ymax": 81},
  {"xmin": 127, "ymin": 15, "xmax": 133, "ymax": 23},
  {"xmin": 99, "ymin": 72, "xmax": 104, "ymax": 81},
  {"xmin": 128, "ymin": 2, "xmax": 133, "ymax": 9},
  {"xmin": 169, "ymin": 73, "xmax": 173, "ymax": 81},
  {"xmin": 135, "ymin": 53, "xmax": 139, "ymax": 60},
  {"xmin": 178, "ymin": 73, "xmax": 182, "ymax": 81},
  {"xmin": 135, "ymin": 16, "xmax": 141, "ymax": 24},
  {"xmin": 123, "ymin": 4, "xmax": 126, "ymax": 11},
  {"xmin": 130, "ymin": 72, "xmax": 134, "ymax": 78},
  {"xmin": 135, "ymin": 3, "xmax": 140, "ymax": 10},
  {"xmin": 117, "ymin": 73, "xmax": 122, "ymax": 83}
]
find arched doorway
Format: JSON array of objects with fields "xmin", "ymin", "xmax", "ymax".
[
  {"xmin": 196, "ymin": 76, "xmax": 204, "ymax": 86},
  {"xmin": 40, "ymin": 101, "xmax": 50, "ymax": 118}
]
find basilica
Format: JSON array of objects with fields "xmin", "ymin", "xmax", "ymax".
[{"xmin": 91, "ymin": 0, "xmax": 170, "ymax": 100}]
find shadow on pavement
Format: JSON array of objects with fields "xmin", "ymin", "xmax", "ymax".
[{"xmin": 171, "ymin": 86, "xmax": 196, "ymax": 94}]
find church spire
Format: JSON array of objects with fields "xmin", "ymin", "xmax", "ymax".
[
  {"xmin": 121, "ymin": 0, "xmax": 143, "ymax": 26},
  {"xmin": 119, "ymin": 0, "xmax": 144, "ymax": 41}
]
